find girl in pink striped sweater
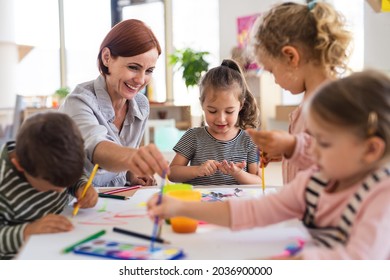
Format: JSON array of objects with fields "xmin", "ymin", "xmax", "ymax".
[{"xmin": 148, "ymin": 70, "xmax": 390, "ymax": 259}]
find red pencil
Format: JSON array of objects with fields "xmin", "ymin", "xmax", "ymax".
[{"xmin": 101, "ymin": 185, "xmax": 141, "ymax": 195}]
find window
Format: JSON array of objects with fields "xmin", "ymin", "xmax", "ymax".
[
  {"xmin": 15, "ymin": 0, "xmax": 60, "ymax": 96},
  {"xmin": 122, "ymin": 1, "xmax": 166, "ymax": 102},
  {"xmin": 171, "ymin": 0, "xmax": 219, "ymax": 119},
  {"xmin": 14, "ymin": 0, "xmax": 219, "ymax": 108},
  {"xmin": 332, "ymin": 0, "xmax": 364, "ymax": 71},
  {"xmin": 63, "ymin": 0, "xmax": 111, "ymax": 89}
]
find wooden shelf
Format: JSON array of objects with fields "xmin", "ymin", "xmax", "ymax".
[
  {"xmin": 22, "ymin": 107, "xmax": 57, "ymax": 123},
  {"xmin": 149, "ymin": 103, "xmax": 191, "ymax": 130},
  {"xmin": 17, "ymin": 45, "xmax": 34, "ymax": 62},
  {"xmin": 21, "ymin": 103, "xmax": 192, "ymax": 136}
]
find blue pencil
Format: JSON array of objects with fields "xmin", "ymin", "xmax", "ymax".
[{"xmin": 150, "ymin": 170, "xmax": 167, "ymax": 252}]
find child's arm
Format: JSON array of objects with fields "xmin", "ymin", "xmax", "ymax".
[
  {"xmin": 0, "ymin": 215, "xmax": 73, "ymax": 258},
  {"xmin": 23, "ymin": 214, "xmax": 74, "ymax": 240},
  {"xmin": 0, "ymin": 217, "xmax": 27, "ymax": 257},
  {"xmin": 168, "ymin": 153, "xmax": 219, "ymax": 183},
  {"xmin": 302, "ymin": 180, "xmax": 390, "ymax": 259},
  {"xmin": 218, "ymin": 160, "xmax": 262, "ymax": 184},
  {"xmin": 147, "ymin": 193, "xmax": 231, "ymax": 227},
  {"xmin": 285, "ymin": 132, "xmax": 315, "ymax": 170}
]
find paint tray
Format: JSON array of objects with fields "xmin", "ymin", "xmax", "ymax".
[{"xmin": 73, "ymin": 238, "xmax": 184, "ymax": 260}]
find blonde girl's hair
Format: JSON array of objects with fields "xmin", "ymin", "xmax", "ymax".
[
  {"xmin": 199, "ymin": 59, "xmax": 260, "ymax": 129},
  {"xmin": 253, "ymin": 2, "xmax": 352, "ymax": 76},
  {"xmin": 308, "ymin": 69, "xmax": 390, "ymax": 158}
]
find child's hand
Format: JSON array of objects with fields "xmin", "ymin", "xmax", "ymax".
[
  {"xmin": 218, "ymin": 160, "xmax": 246, "ymax": 175},
  {"xmin": 261, "ymin": 152, "xmax": 282, "ymax": 167},
  {"xmin": 247, "ymin": 129, "xmax": 296, "ymax": 158},
  {"xmin": 75, "ymin": 184, "xmax": 98, "ymax": 209},
  {"xmin": 197, "ymin": 160, "xmax": 219, "ymax": 177},
  {"xmin": 23, "ymin": 214, "xmax": 73, "ymax": 240},
  {"xmin": 146, "ymin": 193, "xmax": 182, "ymax": 220}
]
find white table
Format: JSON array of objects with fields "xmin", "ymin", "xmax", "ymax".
[{"xmin": 16, "ymin": 186, "xmax": 309, "ymax": 260}]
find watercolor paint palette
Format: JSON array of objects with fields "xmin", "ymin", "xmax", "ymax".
[{"xmin": 73, "ymin": 238, "xmax": 184, "ymax": 260}]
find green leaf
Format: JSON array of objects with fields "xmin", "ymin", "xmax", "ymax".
[
  {"xmin": 54, "ymin": 87, "xmax": 70, "ymax": 99},
  {"xmin": 168, "ymin": 47, "xmax": 210, "ymax": 89}
]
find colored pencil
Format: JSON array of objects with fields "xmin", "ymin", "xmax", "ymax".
[
  {"xmin": 73, "ymin": 164, "xmax": 99, "ymax": 217},
  {"xmin": 113, "ymin": 227, "xmax": 170, "ymax": 244},
  {"xmin": 98, "ymin": 193, "xmax": 128, "ymax": 200},
  {"xmin": 101, "ymin": 185, "xmax": 141, "ymax": 195},
  {"xmin": 62, "ymin": 230, "xmax": 106, "ymax": 253},
  {"xmin": 150, "ymin": 170, "xmax": 167, "ymax": 251},
  {"xmin": 257, "ymin": 149, "xmax": 266, "ymax": 194},
  {"xmin": 261, "ymin": 150, "xmax": 265, "ymax": 194}
]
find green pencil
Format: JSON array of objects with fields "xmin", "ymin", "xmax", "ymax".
[
  {"xmin": 62, "ymin": 230, "xmax": 106, "ymax": 253},
  {"xmin": 98, "ymin": 193, "xmax": 128, "ymax": 200}
]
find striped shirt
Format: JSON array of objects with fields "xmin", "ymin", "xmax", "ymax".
[
  {"xmin": 0, "ymin": 141, "xmax": 86, "ymax": 259},
  {"xmin": 173, "ymin": 127, "xmax": 258, "ymax": 185},
  {"xmin": 303, "ymin": 167, "xmax": 390, "ymax": 249}
]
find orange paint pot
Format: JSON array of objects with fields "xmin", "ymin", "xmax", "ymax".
[{"xmin": 167, "ymin": 190, "xmax": 201, "ymax": 234}]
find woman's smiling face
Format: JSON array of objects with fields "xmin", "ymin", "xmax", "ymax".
[{"xmin": 103, "ymin": 47, "xmax": 159, "ymax": 100}]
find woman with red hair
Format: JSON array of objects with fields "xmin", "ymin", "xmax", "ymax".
[{"xmin": 60, "ymin": 19, "xmax": 168, "ymax": 187}]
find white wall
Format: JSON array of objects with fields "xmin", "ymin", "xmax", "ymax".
[
  {"xmin": 218, "ymin": 0, "xmax": 295, "ymax": 129},
  {"xmin": 218, "ymin": 0, "xmax": 390, "ymax": 74},
  {"xmin": 218, "ymin": 0, "xmax": 390, "ymax": 130},
  {"xmin": 364, "ymin": 1, "xmax": 390, "ymax": 72},
  {"xmin": 0, "ymin": 0, "xmax": 18, "ymax": 109},
  {"xmin": 218, "ymin": 0, "xmax": 305, "ymax": 61}
]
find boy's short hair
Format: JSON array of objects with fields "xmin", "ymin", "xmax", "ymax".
[{"xmin": 15, "ymin": 112, "xmax": 85, "ymax": 187}]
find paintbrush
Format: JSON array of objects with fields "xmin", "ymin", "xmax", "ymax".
[{"xmin": 150, "ymin": 170, "xmax": 167, "ymax": 251}]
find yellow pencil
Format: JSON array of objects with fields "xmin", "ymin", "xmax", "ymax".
[
  {"xmin": 261, "ymin": 150, "xmax": 265, "ymax": 194},
  {"xmin": 72, "ymin": 164, "xmax": 99, "ymax": 217}
]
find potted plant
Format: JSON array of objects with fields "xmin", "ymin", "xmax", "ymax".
[
  {"xmin": 52, "ymin": 86, "xmax": 70, "ymax": 107},
  {"xmin": 168, "ymin": 47, "xmax": 210, "ymax": 89},
  {"xmin": 169, "ymin": 48, "xmax": 210, "ymax": 126}
]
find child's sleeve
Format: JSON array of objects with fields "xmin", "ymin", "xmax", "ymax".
[
  {"xmin": 228, "ymin": 168, "xmax": 312, "ymax": 230},
  {"xmin": 0, "ymin": 207, "xmax": 27, "ymax": 259},
  {"xmin": 286, "ymin": 132, "xmax": 314, "ymax": 170},
  {"xmin": 301, "ymin": 179, "xmax": 390, "ymax": 259},
  {"xmin": 246, "ymin": 136, "xmax": 258, "ymax": 165},
  {"xmin": 67, "ymin": 173, "xmax": 89, "ymax": 197},
  {"xmin": 172, "ymin": 128, "xmax": 196, "ymax": 160}
]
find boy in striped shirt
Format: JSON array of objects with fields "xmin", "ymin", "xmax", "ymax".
[{"xmin": 0, "ymin": 112, "xmax": 98, "ymax": 259}]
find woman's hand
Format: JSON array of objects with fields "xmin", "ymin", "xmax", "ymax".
[{"xmin": 128, "ymin": 144, "xmax": 169, "ymax": 178}]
